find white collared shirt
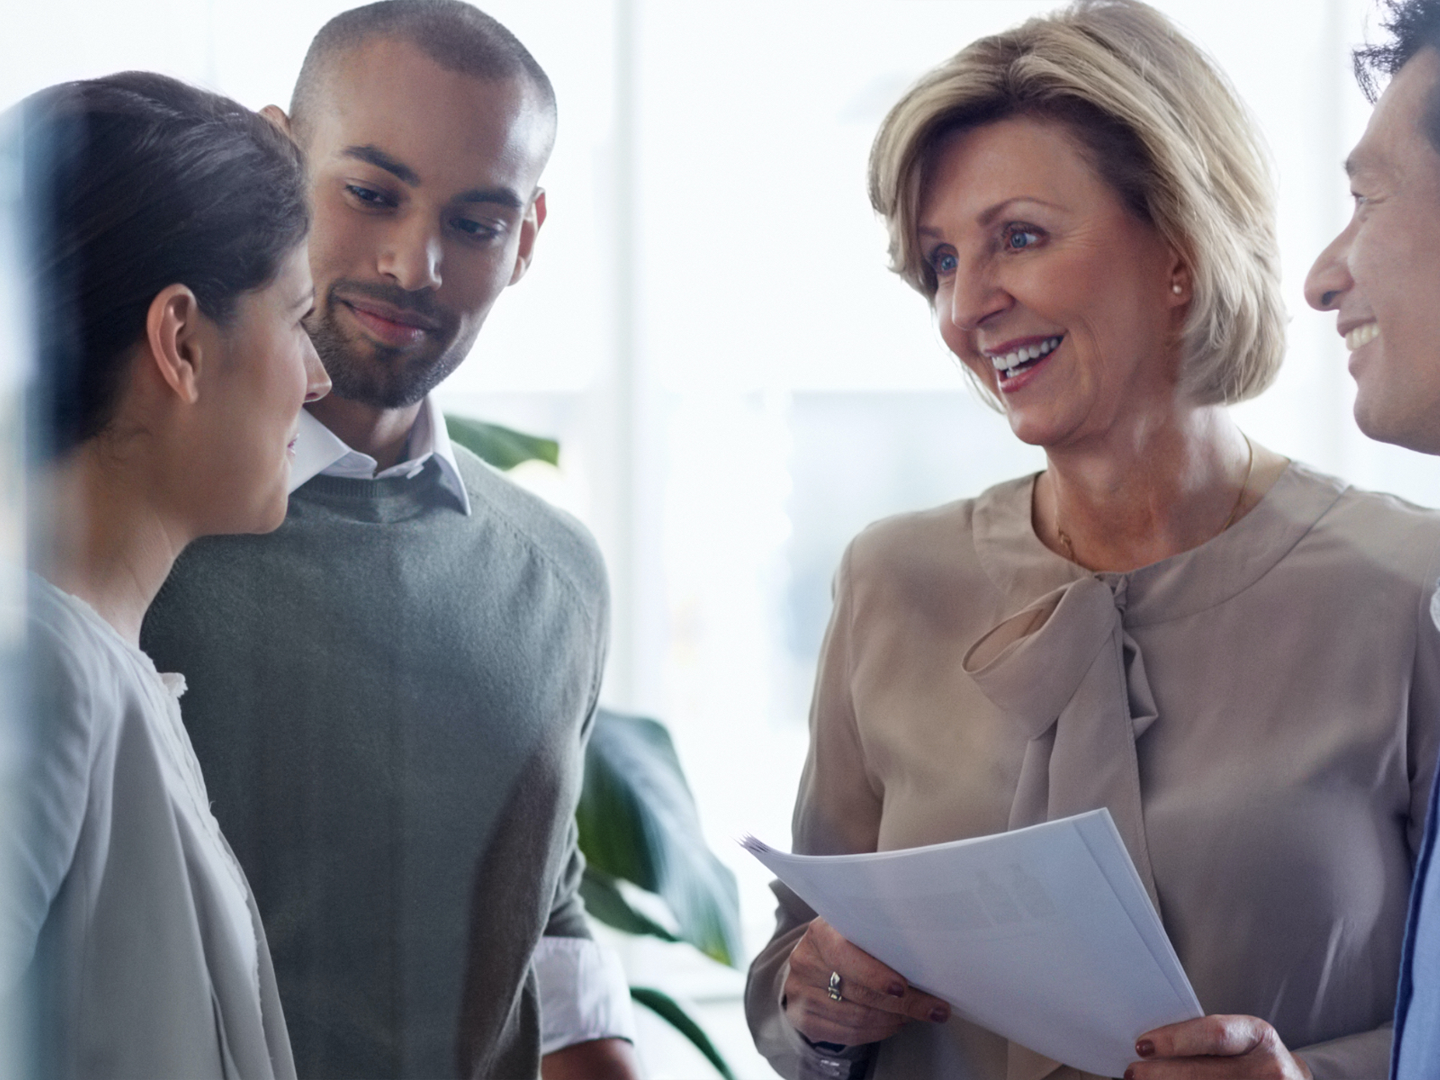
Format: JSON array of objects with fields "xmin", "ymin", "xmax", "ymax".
[
  {"xmin": 289, "ymin": 395, "xmax": 471, "ymax": 514},
  {"xmin": 288, "ymin": 395, "xmax": 636, "ymax": 1053}
]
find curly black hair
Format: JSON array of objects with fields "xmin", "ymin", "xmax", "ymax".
[{"xmin": 1354, "ymin": 0, "xmax": 1440, "ymax": 101}]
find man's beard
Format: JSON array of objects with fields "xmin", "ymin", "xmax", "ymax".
[{"xmin": 307, "ymin": 283, "xmax": 465, "ymax": 409}]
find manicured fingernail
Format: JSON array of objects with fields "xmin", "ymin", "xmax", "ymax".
[
  {"xmin": 1135, "ymin": 1039, "xmax": 1155, "ymax": 1058},
  {"xmin": 930, "ymin": 1005, "xmax": 950, "ymax": 1023},
  {"xmin": 886, "ymin": 982, "xmax": 905, "ymax": 997},
  {"xmin": 1123, "ymin": 1069, "xmax": 1137, "ymax": 1080}
]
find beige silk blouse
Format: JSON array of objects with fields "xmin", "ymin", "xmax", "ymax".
[{"xmin": 746, "ymin": 463, "xmax": 1440, "ymax": 1080}]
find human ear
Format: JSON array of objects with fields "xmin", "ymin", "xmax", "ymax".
[
  {"xmin": 508, "ymin": 188, "xmax": 546, "ymax": 286},
  {"xmin": 1165, "ymin": 252, "xmax": 1191, "ymax": 306},
  {"xmin": 260, "ymin": 104, "xmax": 293, "ymax": 138},
  {"xmin": 143, "ymin": 284, "xmax": 208, "ymax": 405}
]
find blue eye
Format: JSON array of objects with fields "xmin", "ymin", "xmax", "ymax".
[
  {"xmin": 931, "ymin": 251, "xmax": 958, "ymax": 275},
  {"xmin": 1005, "ymin": 227, "xmax": 1040, "ymax": 251}
]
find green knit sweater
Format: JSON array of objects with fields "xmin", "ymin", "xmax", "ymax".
[{"xmin": 141, "ymin": 448, "xmax": 608, "ymax": 1079}]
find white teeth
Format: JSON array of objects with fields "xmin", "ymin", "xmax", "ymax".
[
  {"xmin": 1345, "ymin": 322, "xmax": 1380, "ymax": 351},
  {"xmin": 989, "ymin": 336, "xmax": 1062, "ymax": 371}
]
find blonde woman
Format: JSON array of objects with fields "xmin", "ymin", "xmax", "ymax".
[{"xmin": 745, "ymin": 2, "xmax": 1440, "ymax": 1078}]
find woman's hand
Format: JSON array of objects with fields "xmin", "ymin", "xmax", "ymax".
[
  {"xmin": 1123, "ymin": 1015, "xmax": 1312, "ymax": 1080},
  {"xmin": 782, "ymin": 917, "xmax": 951, "ymax": 1047}
]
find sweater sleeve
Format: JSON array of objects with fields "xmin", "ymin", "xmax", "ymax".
[
  {"xmin": 541, "ymin": 576, "xmax": 607, "ymax": 943},
  {"xmin": 541, "ymin": 814, "xmax": 593, "ymax": 941},
  {"xmin": 1, "ymin": 607, "xmax": 97, "ymax": 990},
  {"xmin": 746, "ymin": 543, "xmax": 884, "ymax": 1079},
  {"xmin": 534, "ymin": 587, "xmax": 640, "ymax": 1053}
]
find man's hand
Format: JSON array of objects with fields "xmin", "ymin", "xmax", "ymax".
[
  {"xmin": 541, "ymin": 1037, "xmax": 639, "ymax": 1080},
  {"xmin": 1123, "ymin": 1015, "xmax": 1312, "ymax": 1080}
]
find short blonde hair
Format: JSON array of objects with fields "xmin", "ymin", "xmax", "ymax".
[{"xmin": 869, "ymin": 0, "xmax": 1283, "ymax": 405}]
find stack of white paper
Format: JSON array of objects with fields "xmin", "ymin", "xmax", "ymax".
[{"xmin": 741, "ymin": 809, "xmax": 1202, "ymax": 1078}]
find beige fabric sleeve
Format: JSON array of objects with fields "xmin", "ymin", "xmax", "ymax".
[{"xmin": 746, "ymin": 542, "xmax": 884, "ymax": 1079}]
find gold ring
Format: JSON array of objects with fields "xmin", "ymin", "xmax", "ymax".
[{"xmin": 828, "ymin": 971, "xmax": 843, "ymax": 1002}]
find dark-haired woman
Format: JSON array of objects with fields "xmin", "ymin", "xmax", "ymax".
[{"xmin": 2, "ymin": 73, "xmax": 328, "ymax": 1079}]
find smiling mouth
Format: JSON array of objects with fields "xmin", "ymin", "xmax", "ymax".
[
  {"xmin": 1345, "ymin": 322, "xmax": 1380, "ymax": 351},
  {"xmin": 340, "ymin": 298, "xmax": 440, "ymax": 347},
  {"xmin": 988, "ymin": 336, "xmax": 1063, "ymax": 379}
]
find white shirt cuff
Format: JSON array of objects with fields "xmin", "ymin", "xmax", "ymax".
[{"xmin": 534, "ymin": 936, "xmax": 637, "ymax": 1055}]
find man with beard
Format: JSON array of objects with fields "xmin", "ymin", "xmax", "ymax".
[
  {"xmin": 1305, "ymin": 1, "xmax": 1440, "ymax": 1076},
  {"xmin": 141, "ymin": 4, "xmax": 637, "ymax": 1078}
]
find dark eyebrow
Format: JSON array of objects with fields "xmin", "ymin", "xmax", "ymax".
[
  {"xmin": 340, "ymin": 144, "xmax": 525, "ymax": 210},
  {"xmin": 342, "ymin": 145, "xmax": 420, "ymax": 187},
  {"xmin": 455, "ymin": 187, "xmax": 526, "ymax": 210}
]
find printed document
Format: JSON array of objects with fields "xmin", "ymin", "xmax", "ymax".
[{"xmin": 741, "ymin": 809, "xmax": 1202, "ymax": 1077}]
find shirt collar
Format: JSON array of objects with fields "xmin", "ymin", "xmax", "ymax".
[
  {"xmin": 288, "ymin": 395, "xmax": 472, "ymax": 515},
  {"xmin": 970, "ymin": 461, "xmax": 1342, "ymax": 628}
]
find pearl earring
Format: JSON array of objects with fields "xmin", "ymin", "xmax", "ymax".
[{"xmin": 1172, "ymin": 282, "xmax": 1183, "ymax": 295}]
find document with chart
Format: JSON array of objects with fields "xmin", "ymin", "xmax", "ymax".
[{"xmin": 741, "ymin": 809, "xmax": 1203, "ymax": 1078}]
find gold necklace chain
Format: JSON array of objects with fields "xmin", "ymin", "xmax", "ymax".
[{"xmin": 1054, "ymin": 435, "xmax": 1254, "ymax": 565}]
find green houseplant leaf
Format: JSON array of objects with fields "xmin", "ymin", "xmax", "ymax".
[
  {"xmin": 630, "ymin": 987, "xmax": 738, "ymax": 1080},
  {"xmin": 444, "ymin": 414, "xmax": 559, "ymax": 471},
  {"xmin": 577, "ymin": 709, "xmax": 742, "ymax": 967},
  {"xmin": 577, "ymin": 868, "xmax": 681, "ymax": 944}
]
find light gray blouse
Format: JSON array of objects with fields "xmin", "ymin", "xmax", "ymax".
[
  {"xmin": 747, "ymin": 463, "xmax": 1440, "ymax": 1080},
  {"xmin": 2, "ymin": 577, "xmax": 294, "ymax": 1079}
]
